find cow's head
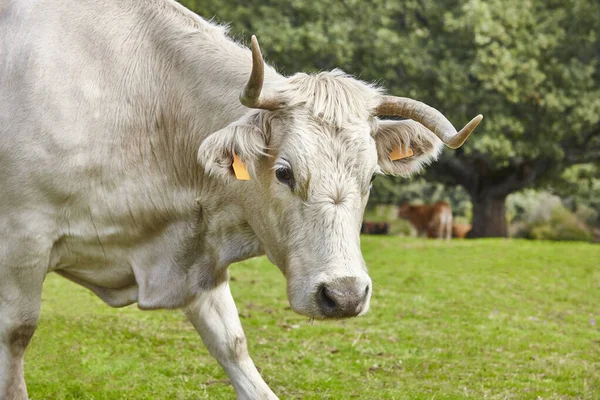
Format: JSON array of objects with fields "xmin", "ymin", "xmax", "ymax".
[
  {"xmin": 198, "ymin": 37, "xmax": 482, "ymax": 319},
  {"xmin": 398, "ymin": 202, "xmax": 415, "ymax": 219}
]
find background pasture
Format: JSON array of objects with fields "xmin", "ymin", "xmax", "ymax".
[{"xmin": 26, "ymin": 237, "xmax": 599, "ymax": 399}]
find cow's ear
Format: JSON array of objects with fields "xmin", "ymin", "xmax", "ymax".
[
  {"xmin": 373, "ymin": 119, "xmax": 443, "ymax": 177},
  {"xmin": 197, "ymin": 113, "xmax": 268, "ymax": 181}
]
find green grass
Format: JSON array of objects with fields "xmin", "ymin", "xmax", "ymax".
[{"xmin": 26, "ymin": 238, "xmax": 600, "ymax": 399}]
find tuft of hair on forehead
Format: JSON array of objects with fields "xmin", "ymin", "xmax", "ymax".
[{"xmin": 275, "ymin": 69, "xmax": 384, "ymax": 128}]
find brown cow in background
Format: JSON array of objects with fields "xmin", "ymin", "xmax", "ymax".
[
  {"xmin": 452, "ymin": 223, "xmax": 472, "ymax": 239},
  {"xmin": 398, "ymin": 201, "xmax": 453, "ymax": 239}
]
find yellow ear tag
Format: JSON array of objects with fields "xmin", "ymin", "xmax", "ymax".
[
  {"xmin": 232, "ymin": 154, "xmax": 250, "ymax": 181},
  {"xmin": 389, "ymin": 145, "xmax": 414, "ymax": 161}
]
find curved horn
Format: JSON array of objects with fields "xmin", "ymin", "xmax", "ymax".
[
  {"xmin": 376, "ymin": 95, "xmax": 483, "ymax": 149},
  {"xmin": 239, "ymin": 36, "xmax": 283, "ymax": 111}
]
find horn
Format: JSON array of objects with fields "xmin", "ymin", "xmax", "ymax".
[
  {"xmin": 376, "ymin": 95, "xmax": 482, "ymax": 149},
  {"xmin": 239, "ymin": 36, "xmax": 283, "ymax": 111}
]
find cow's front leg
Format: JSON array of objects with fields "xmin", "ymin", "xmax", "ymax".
[
  {"xmin": 0, "ymin": 245, "xmax": 46, "ymax": 400},
  {"xmin": 184, "ymin": 282, "xmax": 278, "ymax": 400}
]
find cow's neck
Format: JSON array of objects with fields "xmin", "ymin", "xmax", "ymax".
[
  {"xmin": 182, "ymin": 192, "xmax": 265, "ymax": 291},
  {"xmin": 74, "ymin": 2, "xmax": 276, "ymax": 299},
  {"xmin": 123, "ymin": 6, "xmax": 283, "ymax": 190},
  {"xmin": 123, "ymin": 189, "xmax": 265, "ymax": 309}
]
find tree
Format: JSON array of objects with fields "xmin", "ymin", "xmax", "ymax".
[
  {"xmin": 416, "ymin": 0, "xmax": 600, "ymax": 237},
  {"xmin": 180, "ymin": 0, "xmax": 600, "ymax": 237}
]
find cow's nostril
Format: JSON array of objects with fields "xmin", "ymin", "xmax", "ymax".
[
  {"xmin": 315, "ymin": 278, "xmax": 371, "ymax": 318},
  {"xmin": 318, "ymin": 285, "xmax": 337, "ymax": 311}
]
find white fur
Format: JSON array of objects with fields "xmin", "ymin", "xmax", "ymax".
[{"xmin": 0, "ymin": 0, "xmax": 442, "ymax": 398}]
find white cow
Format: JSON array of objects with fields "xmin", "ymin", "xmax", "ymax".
[{"xmin": 0, "ymin": 0, "xmax": 482, "ymax": 398}]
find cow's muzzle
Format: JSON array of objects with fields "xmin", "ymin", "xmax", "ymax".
[{"xmin": 316, "ymin": 277, "xmax": 370, "ymax": 318}]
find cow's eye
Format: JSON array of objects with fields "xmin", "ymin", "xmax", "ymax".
[{"xmin": 276, "ymin": 166, "xmax": 294, "ymax": 188}]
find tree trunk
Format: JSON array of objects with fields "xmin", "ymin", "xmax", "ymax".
[
  {"xmin": 429, "ymin": 155, "xmax": 552, "ymax": 238},
  {"xmin": 470, "ymin": 194, "xmax": 508, "ymax": 237}
]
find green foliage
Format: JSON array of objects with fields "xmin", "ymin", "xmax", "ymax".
[
  {"xmin": 28, "ymin": 239, "xmax": 600, "ymax": 399},
  {"xmin": 555, "ymin": 164, "xmax": 600, "ymax": 227},
  {"xmin": 528, "ymin": 208, "xmax": 593, "ymax": 242},
  {"xmin": 441, "ymin": 0, "xmax": 600, "ymax": 167},
  {"xmin": 507, "ymin": 189, "xmax": 562, "ymax": 223},
  {"xmin": 508, "ymin": 189, "xmax": 593, "ymax": 241}
]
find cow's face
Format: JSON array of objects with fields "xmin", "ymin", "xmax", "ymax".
[
  {"xmin": 198, "ymin": 89, "xmax": 449, "ymax": 318},
  {"xmin": 247, "ymin": 112, "xmax": 378, "ymax": 319},
  {"xmin": 198, "ymin": 43, "xmax": 481, "ymax": 318}
]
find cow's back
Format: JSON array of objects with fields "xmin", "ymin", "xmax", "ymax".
[
  {"xmin": 1, "ymin": 1, "xmax": 141, "ymax": 205},
  {"xmin": 0, "ymin": 0, "xmax": 230, "ymax": 284},
  {"xmin": 1, "ymin": 0, "xmax": 257, "ymax": 210},
  {"xmin": 0, "ymin": 0, "xmax": 230, "ymax": 221}
]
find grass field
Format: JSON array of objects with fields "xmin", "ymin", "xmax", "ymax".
[{"xmin": 26, "ymin": 238, "xmax": 599, "ymax": 399}]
